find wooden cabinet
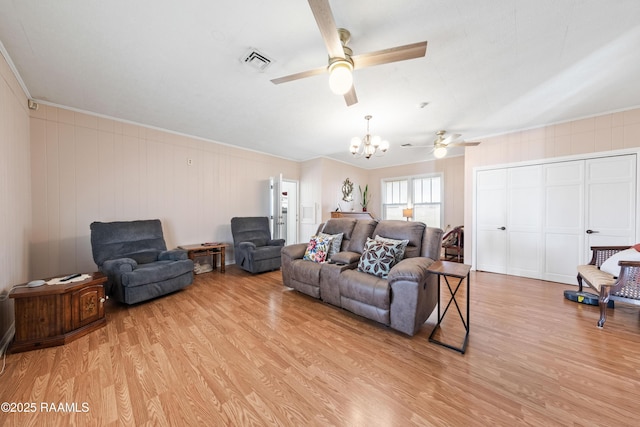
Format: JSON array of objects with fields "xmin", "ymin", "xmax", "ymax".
[{"xmin": 9, "ymin": 273, "xmax": 107, "ymax": 353}]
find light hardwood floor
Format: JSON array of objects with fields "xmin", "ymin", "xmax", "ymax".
[{"xmin": 1, "ymin": 266, "xmax": 640, "ymax": 426}]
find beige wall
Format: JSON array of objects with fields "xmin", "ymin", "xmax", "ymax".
[
  {"xmin": 464, "ymin": 107, "xmax": 640, "ymax": 263},
  {"xmin": 0, "ymin": 51, "xmax": 31, "ymax": 345},
  {"xmin": 367, "ymin": 155, "xmax": 466, "ymax": 230},
  {"xmin": 29, "ymin": 105, "xmax": 300, "ymax": 278}
]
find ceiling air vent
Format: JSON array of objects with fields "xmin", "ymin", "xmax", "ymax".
[{"xmin": 241, "ymin": 49, "xmax": 272, "ymax": 71}]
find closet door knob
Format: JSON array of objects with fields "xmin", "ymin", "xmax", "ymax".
[
  {"xmin": 497, "ymin": 226, "xmax": 506, "ymax": 230},
  {"xmin": 586, "ymin": 229, "xmax": 599, "ymax": 234}
]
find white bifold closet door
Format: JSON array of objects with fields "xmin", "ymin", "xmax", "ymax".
[{"xmin": 476, "ymin": 154, "xmax": 636, "ymax": 285}]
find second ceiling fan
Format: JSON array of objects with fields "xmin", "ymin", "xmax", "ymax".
[
  {"xmin": 271, "ymin": 0, "xmax": 428, "ymax": 106},
  {"xmin": 402, "ymin": 130, "xmax": 481, "ymax": 159}
]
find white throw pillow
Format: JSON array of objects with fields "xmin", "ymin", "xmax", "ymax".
[{"xmin": 599, "ymin": 248, "xmax": 640, "ymax": 277}]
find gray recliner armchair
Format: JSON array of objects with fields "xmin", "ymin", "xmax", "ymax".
[
  {"xmin": 90, "ymin": 219, "xmax": 194, "ymax": 304},
  {"xmin": 231, "ymin": 217, "xmax": 285, "ymax": 273}
]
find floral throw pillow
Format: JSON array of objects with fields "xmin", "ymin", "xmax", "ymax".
[
  {"xmin": 303, "ymin": 235, "xmax": 333, "ymax": 263},
  {"xmin": 318, "ymin": 232, "xmax": 344, "ymax": 258},
  {"xmin": 357, "ymin": 237, "xmax": 402, "ymax": 278}
]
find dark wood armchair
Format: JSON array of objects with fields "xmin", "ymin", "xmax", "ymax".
[
  {"xmin": 576, "ymin": 245, "xmax": 640, "ymax": 327},
  {"xmin": 442, "ymin": 225, "xmax": 464, "ymax": 263}
]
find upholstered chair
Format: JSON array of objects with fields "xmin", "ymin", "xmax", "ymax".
[
  {"xmin": 231, "ymin": 217, "xmax": 285, "ymax": 273},
  {"xmin": 90, "ymin": 219, "xmax": 194, "ymax": 304}
]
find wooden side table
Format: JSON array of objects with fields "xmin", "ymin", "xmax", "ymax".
[
  {"xmin": 179, "ymin": 243, "xmax": 227, "ymax": 273},
  {"xmin": 9, "ymin": 272, "xmax": 107, "ymax": 353},
  {"xmin": 427, "ymin": 260, "xmax": 471, "ymax": 354}
]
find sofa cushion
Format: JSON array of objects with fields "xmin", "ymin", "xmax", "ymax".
[
  {"xmin": 291, "ymin": 258, "xmax": 322, "ymax": 285},
  {"xmin": 303, "ymin": 235, "xmax": 332, "ymax": 263},
  {"xmin": 373, "ymin": 221, "xmax": 425, "ymax": 259},
  {"xmin": 322, "ymin": 218, "xmax": 357, "ymax": 240},
  {"xmin": 340, "ymin": 269, "xmax": 390, "ymax": 309},
  {"xmin": 347, "ymin": 219, "xmax": 378, "ymax": 253},
  {"xmin": 357, "ymin": 237, "xmax": 403, "ymax": 278},
  {"xmin": 318, "ymin": 232, "xmax": 344, "ymax": 258}
]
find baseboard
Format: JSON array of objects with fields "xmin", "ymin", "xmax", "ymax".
[{"xmin": 0, "ymin": 322, "xmax": 15, "ymax": 356}]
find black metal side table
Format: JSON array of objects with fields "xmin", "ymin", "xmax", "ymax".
[{"xmin": 427, "ymin": 260, "xmax": 471, "ymax": 354}]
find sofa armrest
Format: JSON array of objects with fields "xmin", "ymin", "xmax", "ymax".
[
  {"xmin": 331, "ymin": 251, "xmax": 361, "ymax": 266},
  {"xmin": 102, "ymin": 258, "xmax": 138, "ymax": 274},
  {"xmin": 388, "ymin": 257, "xmax": 438, "ymax": 336},
  {"xmin": 159, "ymin": 249, "xmax": 188, "ymax": 261},
  {"xmin": 268, "ymin": 238, "xmax": 286, "ymax": 247},
  {"xmin": 282, "ymin": 243, "xmax": 307, "ymax": 260}
]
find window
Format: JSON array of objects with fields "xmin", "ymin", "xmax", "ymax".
[{"xmin": 382, "ymin": 174, "xmax": 443, "ymax": 228}]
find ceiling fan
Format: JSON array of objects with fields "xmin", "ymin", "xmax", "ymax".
[
  {"xmin": 270, "ymin": 0, "xmax": 428, "ymax": 106},
  {"xmin": 401, "ymin": 130, "xmax": 481, "ymax": 158}
]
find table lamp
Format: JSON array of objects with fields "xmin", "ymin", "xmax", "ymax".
[{"xmin": 402, "ymin": 208, "xmax": 413, "ymax": 221}]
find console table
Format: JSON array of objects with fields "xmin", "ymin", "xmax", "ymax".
[
  {"xmin": 427, "ymin": 260, "xmax": 471, "ymax": 354},
  {"xmin": 9, "ymin": 272, "xmax": 107, "ymax": 353},
  {"xmin": 330, "ymin": 211, "xmax": 374, "ymax": 220},
  {"xmin": 179, "ymin": 243, "xmax": 227, "ymax": 273}
]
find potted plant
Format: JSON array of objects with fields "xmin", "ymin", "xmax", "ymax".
[{"xmin": 359, "ymin": 184, "xmax": 370, "ymax": 212}]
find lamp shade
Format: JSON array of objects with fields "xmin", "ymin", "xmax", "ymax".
[{"xmin": 402, "ymin": 208, "xmax": 413, "ymax": 218}]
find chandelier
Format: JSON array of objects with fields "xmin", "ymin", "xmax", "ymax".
[{"xmin": 349, "ymin": 115, "xmax": 389, "ymax": 159}]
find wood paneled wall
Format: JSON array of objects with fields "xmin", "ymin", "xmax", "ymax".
[
  {"xmin": 0, "ymin": 50, "xmax": 31, "ymax": 345},
  {"xmin": 29, "ymin": 105, "xmax": 300, "ymax": 280}
]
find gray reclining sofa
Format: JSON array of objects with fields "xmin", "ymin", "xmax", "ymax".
[{"xmin": 281, "ymin": 218, "xmax": 443, "ymax": 336}]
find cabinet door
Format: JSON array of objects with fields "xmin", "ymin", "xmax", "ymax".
[
  {"xmin": 71, "ymin": 284, "xmax": 105, "ymax": 330},
  {"xmin": 476, "ymin": 169, "xmax": 507, "ymax": 273}
]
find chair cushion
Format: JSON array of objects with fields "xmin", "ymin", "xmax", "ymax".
[
  {"xmin": 251, "ymin": 245, "xmax": 283, "ymax": 262},
  {"xmin": 121, "ymin": 260, "xmax": 194, "ymax": 287},
  {"xmin": 577, "ymin": 264, "xmax": 617, "ymax": 292},
  {"xmin": 122, "ymin": 250, "xmax": 161, "ymax": 264}
]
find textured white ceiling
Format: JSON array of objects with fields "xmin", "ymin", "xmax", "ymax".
[{"xmin": 1, "ymin": 0, "xmax": 639, "ymax": 169}]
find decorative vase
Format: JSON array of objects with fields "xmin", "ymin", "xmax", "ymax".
[{"xmin": 362, "ymin": 207, "xmax": 367, "ymax": 212}]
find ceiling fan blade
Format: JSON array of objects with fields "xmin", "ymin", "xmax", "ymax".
[
  {"xmin": 352, "ymin": 41, "xmax": 427, "ymax": 69},
  {"xmin": 441, "ymin": 133, "xmax": 462, "ymax": 145},
  {"xmin": 400, "ymin": 144, "xmax": 430, "ymax": 149},
  {"xmin": 308, "ymin": 0, "xmax": 345, "ymax": 59},
  {"xmin": 344, "ymin": 86, "xmax": 358, "ymax": 106},
  {"xmin": 448, "ymin": 141, "xmax": 481, "ymax": 147},
  {"xmin": 271, "ymin": 66, "xmax": 327, "ymax": 85}
]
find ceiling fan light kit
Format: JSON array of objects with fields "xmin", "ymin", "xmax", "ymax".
[
  {"xmin": 270, "ymin": 0, "xmax": 427, "ymax": 106},
  {"xmin": 328, "ymin": 59, "xmax": 353, "ymax": 95},
  {"xmin": 350, "ymin": 115, "xmax": 389, "ymax": 159},
  {"xmin": 433, "ymin": 146, "xmax": 448, "ymax": 159}
]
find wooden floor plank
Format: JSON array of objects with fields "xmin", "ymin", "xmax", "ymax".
[{"xmin": 2, "ymin": 266, "xmax": 640, "ymax": 426}]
